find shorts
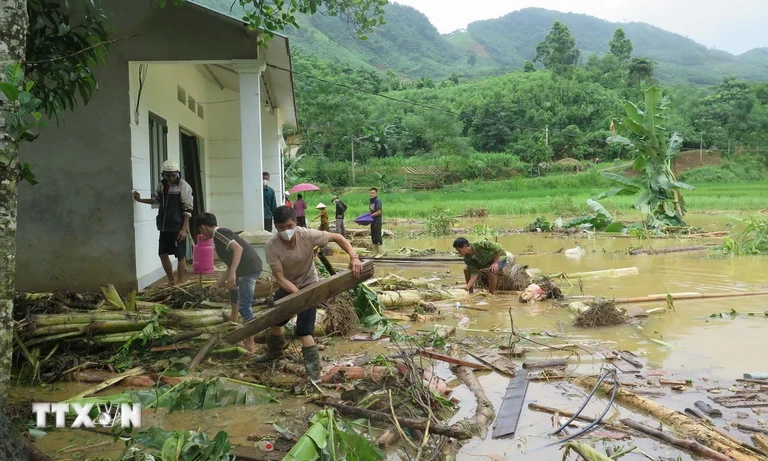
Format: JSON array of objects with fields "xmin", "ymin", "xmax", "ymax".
[
  {"xmin": 227, "ymin": 271, "xmax": 260, "ymax": 322},
  {"xmin": 370, "ymin": 220, "xmax": 383, "ymax": 245},
  {"xmin": 158, "ymin": 231, "xmax": 186, "ymax": 259},
  {"xmin": 273, "ymin": 287, "xmax": 316, "ymax": 337}
]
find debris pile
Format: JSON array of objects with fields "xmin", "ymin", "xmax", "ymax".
[{"xmin": 573, "ymin": 298, "xmax": 627, "ymax": 328}]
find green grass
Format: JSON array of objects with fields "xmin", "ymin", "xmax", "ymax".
[{"xmin": 326, "ymin": 175, "xmax": 768, "ymax": 220}]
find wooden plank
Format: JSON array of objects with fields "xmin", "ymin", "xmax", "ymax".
[
  {"xmin": 492, "ymin": 372, "xmax": 529, "ymax": 439},
  {"xmin": 223, "ymin": 261, "xmax": 375, "ymax": 344},
  {"xmin": 468, "ymin": 350, "xmax": 517, "ymax": 377},
  {"xmin": 521, "ymin": 358, "xmax": 567, "ymax": 369},
  {"xmin": 419, "ymin": 350, "xmax": 490, "ymax": 371}
]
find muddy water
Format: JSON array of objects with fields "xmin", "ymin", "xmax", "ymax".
[{"xmin": 16, "ymin": 215, "xmax": 768, "ymax": 460}]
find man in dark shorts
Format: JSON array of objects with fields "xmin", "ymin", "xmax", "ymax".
[
  {"xmin": 198, "ymin": 213, "xmax": 262, "ymax": 352},
  {"xmin": 453, "ymin": 237, "xmax": 510, "ymax": 295},
  {"xmin": 261, "ymin": 206, "xmax": 363, "ymax": 381},
  {"xmin": 133, "ymin": 160, "xmax": 193, "ymax": 286},
  {"xmin": 369, "ymin": 187, "xmax": 383, "ymax": 258}
]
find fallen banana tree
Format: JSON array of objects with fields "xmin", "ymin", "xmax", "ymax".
[
  {"xmin": 375, "ymin": 289, "xmax": 469, "ymax": 308},
  {"xmin": 19, "ymin": 307, "xmax": 233, "ymax": 349},
  {"xmin": 575, "ymin": 376, "xmax": 767, "ymax": 461}
]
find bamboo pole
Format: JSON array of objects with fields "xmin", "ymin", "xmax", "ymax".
[
  {"xmin": 569, "ymin": 291, "xmax": 768, "ymax": 305},
  {"xmin": 629, "ymin": 245, "xmax": 715, "ymax": 256}
]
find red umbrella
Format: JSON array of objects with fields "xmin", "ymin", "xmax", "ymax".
[{"xmin": 289, "ymin": 183, "xmax": 320, "ymax": 194}]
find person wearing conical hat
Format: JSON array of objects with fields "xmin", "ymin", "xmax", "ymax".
[{"xmin": 312, "ymin": 202, "xmax": 330, "ymax": 232}]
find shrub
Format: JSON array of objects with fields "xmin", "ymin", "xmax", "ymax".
[{"xmin": 424, "ymin": 205, "xmax": 458, "ymax": 236}]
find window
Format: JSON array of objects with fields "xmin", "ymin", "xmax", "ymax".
[
  {"xmin": 177, "ymin": 85, "xmax": 186, "ymax": 104},
  {"xmin": 187, "ymin": 95, "xmax": 196, "ymax": 112},
  {"xmin": 197, "ymin": 103, "xmax": 204, "ymax": 119},
  {"xmin": 148, "ymin": 112, "xmax": 168, "ymax": 202}
]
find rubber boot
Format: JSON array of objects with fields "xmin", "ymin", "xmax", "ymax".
[
  {"xmin": 255, "ymin": 334, "xmax": 285, "ymax": 363},
  {"xmin": 374, "ymin": 244, "xmax": 383, "ymax": 259},
  {"xmin": 302, "ymin": 345, "xmax": 322, "ymax": 382}
]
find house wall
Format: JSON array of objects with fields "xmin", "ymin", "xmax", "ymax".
[
  {"xmin": 205, "ymin": 99, "xmax": 244, "ymax": 232},
  {"xmin": 16, "ymin": 1, "xmax": 263, "ymax": 292},
  {"xmin": 129, "ymin": 63, "xmax": 241, "ymax": 288}
]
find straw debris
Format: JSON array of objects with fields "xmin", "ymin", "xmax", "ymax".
[
  {"xmin": 573, "ymin": 299, "xmax": 626, "ymax": 328},
  {"xmin": 322, "ymin": 291, "xmax": 360, "ymax": 336}
]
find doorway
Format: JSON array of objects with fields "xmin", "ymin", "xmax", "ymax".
[{"xmin": 180, "ymin": 130, "xmax": 205, "ymax": 240}]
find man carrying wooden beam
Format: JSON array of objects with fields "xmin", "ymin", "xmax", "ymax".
[{"xmin": 259, "ymin": 206, "xmax": 363, "ymax": 381}]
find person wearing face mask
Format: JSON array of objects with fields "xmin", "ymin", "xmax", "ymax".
[
  {"xmin": 133, "ymin": 160, "xmax": 194, "ymax": 286},
  {"xmin": 261, "ymin": 206, "xmax": 363, "ymax": 382},
  {"xmin": 262, "ymin": 172, "xmax": 278, "ymax": 232}
]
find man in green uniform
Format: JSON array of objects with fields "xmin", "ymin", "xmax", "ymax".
[{"xmin": 453, "ymin": 237, "xmax": 509, "ymax": 295}]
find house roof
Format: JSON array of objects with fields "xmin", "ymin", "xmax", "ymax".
[{"xmin": 186, "ymin": 0, "xmax": 298, "ymax": 130}]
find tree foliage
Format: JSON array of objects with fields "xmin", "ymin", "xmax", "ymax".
[
  {"xmin": 534, "ymin": 21, "xmax": 580, "ymax": 74},
  {"xmin": 608, "ymin": 28, "xmax": 633, "ymax": 61}
]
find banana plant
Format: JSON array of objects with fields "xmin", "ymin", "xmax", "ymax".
[{"xmin": 598, "ymin": 86, "xmax": 694, "ymax": 229}]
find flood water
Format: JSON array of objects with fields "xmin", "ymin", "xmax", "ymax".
[{"xmin": 15, "ymin": 212, "xmax": 768, "ymax": 460}]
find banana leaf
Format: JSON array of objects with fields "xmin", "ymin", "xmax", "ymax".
[
  {"xmin": 124, "ymin": 427, "xmax": 233, "ymax": 461},
  {"xmin": 283, "ymin": 409, "xmax": 383, "ymax": 461},
  {"xmin": 71, "ymin": 377, "xmax": 280, "ymax": 414}
]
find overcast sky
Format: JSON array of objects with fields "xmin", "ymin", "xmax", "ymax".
[{"xmin": 392, "ymin": 0, "xmax": 767, "ymax": 55}]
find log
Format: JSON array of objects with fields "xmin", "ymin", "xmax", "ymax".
[
  {"xmin": 629, "ymin": 245, "xmax": 713, "ymax": 256},
  {"xmin": 575, "ymin": 376, "xmax": 764, "ymax": 461},
  {"xmin": 738, "ymin": 423, "xmax": 768, "ymax": 435},
  {"xmin": 319, "ymin": 399, "xmax": 472, "ymax": 439},
  {"xmin": 419, "ymin": 350, "xmax": 490, "ymax": 371},
  {"xmin": 618, "ymin": 351, "xmax": 643, "ymax": 369},
  {"xmin": 450, "ymin": 347, "xmax": 495, "ymax": 439},
  {"xmin": 522, "ymin": 358, "xmax": 567, "ymax": 369},
  {"xmin": 620, "ymin": 418, "xmax": 731, "ymax": 461},
  {"xmin": 752, "ymin": 434, "xmax": 768, "ymax": 453},
  {"xmin": 189, "ymin": 336, "xmax": 218, "ymax": 370},
  {"xmin": 224, "ymin": 261, "xmax": 374, "ymax": 344}
]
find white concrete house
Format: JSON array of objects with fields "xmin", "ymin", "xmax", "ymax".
[{"xmin": 17, "ymin": 0, "xmax": 297, "ymax": 292}]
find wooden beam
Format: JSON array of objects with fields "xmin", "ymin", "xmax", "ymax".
[{"xmin": 223, "ymin": 261, "xmax": 374, "ymax": 344}]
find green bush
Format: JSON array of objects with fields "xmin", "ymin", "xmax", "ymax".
[
  {"xmin": 424, "ymin": 205, "xmax": 458, "ymax": 236},
  {"xmin": 681, "ymin": 156, "xmax": 768, "ymax": 183}
]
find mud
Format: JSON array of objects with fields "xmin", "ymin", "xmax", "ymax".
[{"xmin": 12, "ymin": 212, "xmax": 768, "ymax": 460}]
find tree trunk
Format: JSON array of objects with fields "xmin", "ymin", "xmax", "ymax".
[
  {"xmin": 1, "ymin": 0, "xmax": 29, "ymax": 400},
  {"xmin": 1, "ymin": 2, "xmax": 31, "ymax": 460}
]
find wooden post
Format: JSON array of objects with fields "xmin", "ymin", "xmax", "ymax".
[{"xmin": 223, "ymin": 261, "xmax": 374, "ymax": 344}]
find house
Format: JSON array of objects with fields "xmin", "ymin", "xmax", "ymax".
[{"xmin": 17, "ymin": 0, "xmax": 297, "ymax": 292}]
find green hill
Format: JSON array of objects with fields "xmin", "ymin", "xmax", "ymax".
[{"xmin": 194, "ymin": 1, "xmax": 768, "ymax": 85}]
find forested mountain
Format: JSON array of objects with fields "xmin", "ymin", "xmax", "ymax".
[
  {"xmin": 284, "ymin": 4, "xmax": 768, "ymax": 85},
  {"xmin": 197, "ymin": 1, "xmax": 767, "ymax": 84}
]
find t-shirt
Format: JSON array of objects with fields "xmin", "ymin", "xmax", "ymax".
[
  {"xmin": 212, "ymin": 228, "xmax": 263, "ymax": 277},
  {"xmin": 265, "ymin": 227, "xmax": 329, "ymax": 288},
  {"xmin": 463, "ymin": 240, "xmax": 507, "ymax": 275},
  {"xmin": 369, "ymin": 197, "xmax": 382, "ymax": 223},
  {"xmin": 294, "ymin": 199, "xmax": 307, "ymax": 217}
]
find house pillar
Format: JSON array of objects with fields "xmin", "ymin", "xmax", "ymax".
[
  {"xmin": 262, "ymin": 107, "xmax": 283, "ymax": 205},
  {"xmin": 233, "ymin": 59, "xmax": 271, "ymax": 259}
]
